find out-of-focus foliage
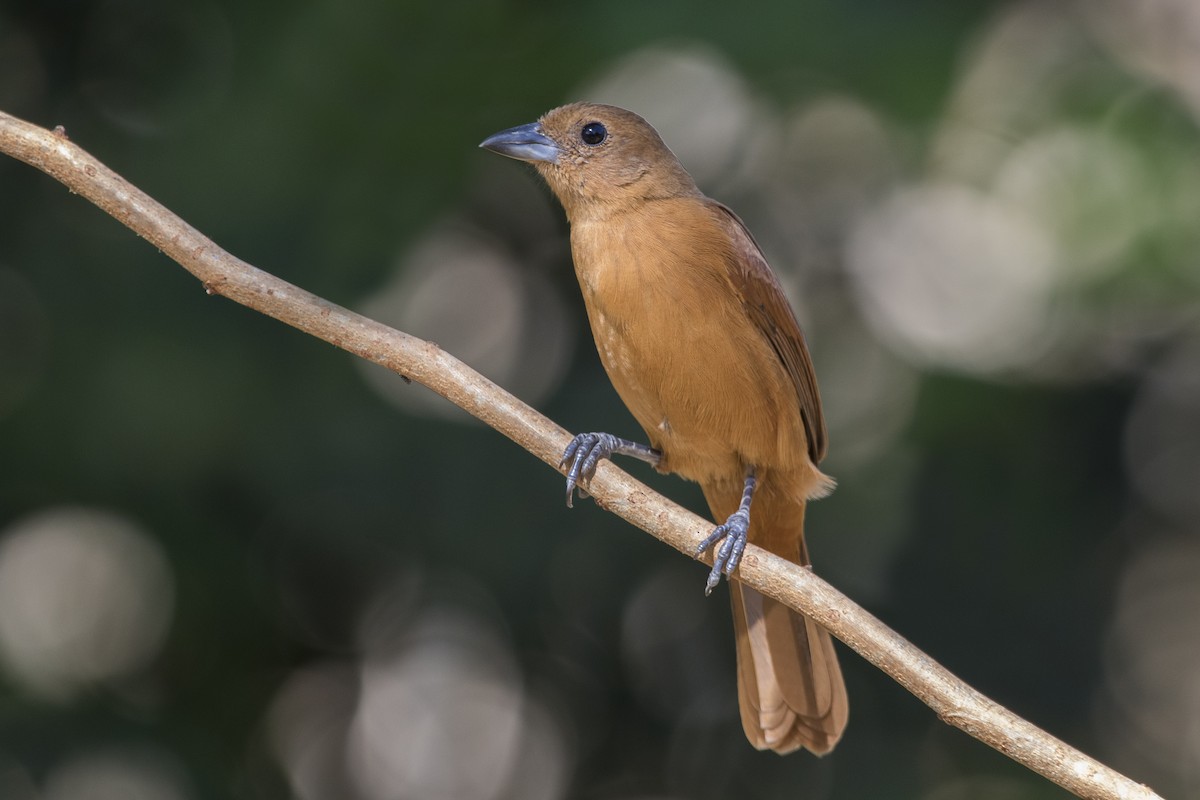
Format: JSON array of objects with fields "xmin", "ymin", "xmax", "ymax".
[{"xmin": 1, "ymin": 1, "xmax": 1198, "ymax": 798}]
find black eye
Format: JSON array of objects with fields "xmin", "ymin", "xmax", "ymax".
[{"xmin": 580, "ymin": 122, "xmax": 607, "ymax": 145}]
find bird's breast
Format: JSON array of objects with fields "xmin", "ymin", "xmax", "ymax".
[{"xmin": 568, "ymin": 204, "xmax": 801, "ymax": 483}]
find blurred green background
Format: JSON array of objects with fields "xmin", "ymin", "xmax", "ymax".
[{"xmin": 2, "ymin": 1, "xmax": 1198, "ymax": 798}]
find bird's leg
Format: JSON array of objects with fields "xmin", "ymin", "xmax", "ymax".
[
  {"xmin": 697, "ymin": 468, "xmax": 758, "ymax": 595},
  {"xmin": 560, "ymin": 432, "xmax": 661, "ymax": 508}
]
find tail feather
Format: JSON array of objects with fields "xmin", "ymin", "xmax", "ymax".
[
  {"xmin": 704, "ymin": 478, "xmax": 848, "ymax": 755},
  {"xmin": 732, "ymin": 583, "xmax": 847, "ymax": 754}
]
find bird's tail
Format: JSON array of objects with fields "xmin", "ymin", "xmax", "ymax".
[{"xmin": 703, "ymin": 481, "xmax": 848, "ymax": 755}]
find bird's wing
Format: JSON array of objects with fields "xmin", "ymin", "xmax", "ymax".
[{"xmin": 710, "ymin": 201, "xmax": 828, "ymax": 464}]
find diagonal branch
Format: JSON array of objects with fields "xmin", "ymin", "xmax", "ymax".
[{"xmin": 0, "ymin": 110, "xmax": 1161, "ymax": 800}]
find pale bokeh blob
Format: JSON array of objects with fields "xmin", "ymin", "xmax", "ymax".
[
  {"xmin": 268, "ymin": 576, "xmax": 572, "ymax": 800},
  {"xmin": 846, "ymin": 182, "xmax": 1057, "ymax": 373},
  {"xmin": 357, "ymin": 225, "xmax": 575, "ymax": 422},
  {"xmin": 0, "ymin": 507, "xmax": 174, "ymax": 700}
]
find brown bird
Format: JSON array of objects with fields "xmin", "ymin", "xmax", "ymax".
[{"xmin": 481, "ymin": 103, "xmax": 847, "ymax": 755}]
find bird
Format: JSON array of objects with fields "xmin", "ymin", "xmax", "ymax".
[{"xmin": 480, "ymin": 103, "xmax": 847, "ymax": 755}]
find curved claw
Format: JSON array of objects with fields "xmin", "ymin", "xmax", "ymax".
[
  {"xmin": 697, "ymin": 507, "xmax": 750, "ymax": 595},
  {"xmin": 560, "ymin": 432, "xmax": 617, "ymax": 508},
  {"xmin": 560, "ymin": 433, "xmax": 662, "ymax": 508}
]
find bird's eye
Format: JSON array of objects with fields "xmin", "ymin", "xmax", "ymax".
[{"xmin": 580, "ymin": 122, "xmax": 607, "ymax": 146}]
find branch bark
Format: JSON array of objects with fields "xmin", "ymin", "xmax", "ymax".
[{"xmin": 0, "ymin": 110, "xmax": 1161, "ymax": 800}]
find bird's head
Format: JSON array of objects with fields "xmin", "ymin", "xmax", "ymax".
[{"xmin": 480, "ymin": 102, "xmax": 700, "ymax": 222}]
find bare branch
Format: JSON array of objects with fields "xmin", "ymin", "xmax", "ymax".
[{"xmin": 0, "ymin": 110, "xmax": 1162, "ymax": 800}]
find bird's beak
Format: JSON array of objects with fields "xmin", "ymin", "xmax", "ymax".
[{"xmin": 479, "ymin": 122, "xmax": 560, "ymax": 164}]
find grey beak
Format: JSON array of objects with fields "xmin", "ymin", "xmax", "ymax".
[{"xmin": 479, "ymin": 122, "xmax": 560, "ymax": 164}]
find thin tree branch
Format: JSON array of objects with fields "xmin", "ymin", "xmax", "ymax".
[{"xmin": 0, "ymin": 110, "xmax": 1161, "ymax": 800}]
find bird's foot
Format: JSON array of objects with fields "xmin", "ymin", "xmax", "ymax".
[
  {"xmin": 560, "ymin": 432, "xmax": 617, "ymax": 507},
  {"xmin": 696, "ymin": 471, "xmax": 758, "ymax": 595},
  {"xmin": 697, "ymin": 507, "xmax": 751, "ymax": 595},
  {"xmin": 560, "ymin": 433, "xmax": 660, "ymax": 508}
]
